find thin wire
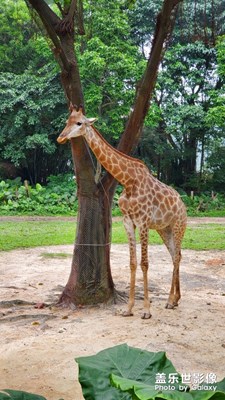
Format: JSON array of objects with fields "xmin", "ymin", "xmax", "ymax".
[
  {"xmin": 83, "ymin": 137, "xmax": 111, "ymax": 205},
  {"xmin": 74, "ymin": 137, "xmax": 113, "ymax": 247},
  {"xmin": 75, "ymin": 242, "xmax": 111, "ymax": 246}
]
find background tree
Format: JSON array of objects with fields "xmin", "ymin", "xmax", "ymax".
[
  {"xmin": 1, "ymin": 0, "xmax": 225, "ymax": 191},
  {"xmin": 204, "ymin": 35, "xmax": 225, "ymax": 193},
  {"xmin": 131, "ymin": 0, "xmax": 225, "ymax": 192},
  {"xmin": 0, "ymin": 0, "xmax": 70, "ymax": 183}
]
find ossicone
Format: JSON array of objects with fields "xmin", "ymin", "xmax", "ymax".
[
  {"xmin": 69, "ymin": 102, "xmax": 74, "ymax": 112},
  {"xmin": 69, "ymin": 102, "xmax": 84, "ymax": 113}
]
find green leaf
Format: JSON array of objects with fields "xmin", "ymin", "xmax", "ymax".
[
  {"xmin": 75, "ymin": 344, "xmax": 183, "ymax": 400},
  {"xmin": 0, "ymin": 390, "xmax": 46, "ymax": 400},
  {"xmin": 111, "ymin": 374, "xmax": 166, "ymax": 400},
  {"xmin": 35, "ymin": 183, "xmax": 43, "ymax": 192},
  {"xmin": 76, "ymin": 344, "xmax": 225, "ymax": 400},
  {"xmin": 111, "ymin": 374, "xmax": 225, "ymax": 400}
]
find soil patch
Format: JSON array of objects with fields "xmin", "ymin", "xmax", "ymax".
[{"xmin": 0, "ymin": 221, "xmax": 225, "ymax": 399}]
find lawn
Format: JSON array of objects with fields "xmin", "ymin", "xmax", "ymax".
[{"xmin": 0, "ymin": 218, "xmax": 224, "ymax": 251}]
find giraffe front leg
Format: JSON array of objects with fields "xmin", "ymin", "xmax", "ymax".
[
  {"xmin": 141, "ymin": 263, "xmax": 151, "ymax": 319},
  {"xmin": 122, "ymin": 216, "xmax": 137, "ymax": 317},
  {"xmin": 140, "ymin": 227, "xmax": 151, "ymax": 319},
  {"xmin": 123, "ymin": 260, "xmax": 136, "ymax": 317}
]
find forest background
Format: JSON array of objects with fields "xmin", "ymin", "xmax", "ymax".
[{"xmin": 0, "ymin": 0, "xmax": 225, "ymax": 216}]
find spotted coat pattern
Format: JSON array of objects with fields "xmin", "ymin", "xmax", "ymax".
[{"xmin": 57, "ymin": 107, "xmax": 187, "ymax": 319}]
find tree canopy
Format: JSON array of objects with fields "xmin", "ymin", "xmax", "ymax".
[{"xmin": 0, "ymin": 0, "xmax": 225, "ymax": 192}]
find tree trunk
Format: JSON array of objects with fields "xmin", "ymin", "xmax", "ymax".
[
  {"xmin": 26, "ymin": 0, "xmax": 182, "ymax": 308},
  {"xmin": 183, "ymin": 132, "xmax": 198, "ymax": 189},
  {"xmin": 61, "ymin": 186, "xmax": 114, "ymax": 305}
]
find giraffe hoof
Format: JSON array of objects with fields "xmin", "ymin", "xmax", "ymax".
[
  {"xmin": 122, "ymin": 311, "xmax": 134, "ymax": 317},
  {"xmin": 141, "ymin": 312, "xmax": 152, "ymax": 319},
  {"xmin": 165, "ymin": 302, "xmax": 178, "ymax": 309},
  {"xmin": 165, "ymin": 303, "xmax": 174, "ymax": 309}
]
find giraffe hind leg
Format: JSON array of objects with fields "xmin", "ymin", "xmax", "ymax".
[
  {"xmin": 157, "ymin": 226, "xmax": 183, "ymax": 309},
  {"xmin": 165, "ymin": 248, "xmax": 181, "ymax": 309}
]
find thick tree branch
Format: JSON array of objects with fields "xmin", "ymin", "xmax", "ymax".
[
  {"xmin": 119, "ymin": 0, "xmax": 182, "ymax": 153},
  {"xmin": 102, "ymin": 0, "xmax": 182, "ymax": 190},
  {"xmin": 57, "ymin": 0, "xmax": 77, "ymax": 34},
  {"xmin": 26, "ymin": 0, "xmax": 89, "ymax": 190},
  {"xmin": 26, "ymin": 0, "xmax": 71, "ymax": 70}
]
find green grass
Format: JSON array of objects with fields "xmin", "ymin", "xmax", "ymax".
[
  {"xmin": 0, "ymin": 219, "xmax": 224, "ymax": 251},
  {"xmin": 113, "ymin": 221, "xmax": 225, "ymax": 250},
  {"xmin": 0, "ymin": 220, "xmax": 76, "ymax": 251},
  {"xmin": 187, "ymin": 209, "xmax": 225, "ymax": 217},
  {"xmin": 183, "ymin": 224, "xmax": 225, "ymax": 250},
  {"xmin": 40, "ymin": 252, "xmax": 72, "ymax": 258}
]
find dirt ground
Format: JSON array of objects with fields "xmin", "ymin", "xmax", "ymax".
[{"xmin": 0, "ymin": 218, "xmax": 225, "ymax": 399}]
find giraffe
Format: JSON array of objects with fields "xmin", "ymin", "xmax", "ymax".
[{"xmin": 57, "ymin": 105, "xmax": 187, "ymax": 319}]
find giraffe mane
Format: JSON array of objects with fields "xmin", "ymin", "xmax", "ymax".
[{"xmin": 91, "ymin": 125, "xmax": 149, "ymax": 170}]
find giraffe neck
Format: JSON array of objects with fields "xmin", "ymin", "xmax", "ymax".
[{"xmin": 84, "ymin": 126, "xmax": 145, "ymax": 188}]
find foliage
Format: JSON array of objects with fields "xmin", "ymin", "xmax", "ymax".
[
  {"xmin": 111, "ymin": 374, "xmax": 225, "ymax": 400},
  {"xmin": 0, "ymin": 175, "xmax": 77, "ymax": 215},
  {"xmin": 1, "ymin": 345, "xmax": 224, "ymax": 399},
  {"xmin": 0, "ymin": 390, "xmax": 46, "ymax": 400},
  {"xmin": 78, "ymin": 0, "xmax": 146, "ymax": 140},
  {"xmin": 1, "ymin": 0, "xmax": 225, "ymax": 190},
  {"xmin": 0, "ymin": 0, "xmax": 147, "ymax": 183},
  {"xmin": 173, "ymin": 0, "xmax": 225, "ymax": 45},
  {"xmin": 206, "ymin": 146, "xmax": 225, "ymax": 192},
  {"xmin": 182, "ymin": 192, "xmax": 225, "ymax": 214},
  {"xmin": 0, "ymin": 65, "xmax": 69, "ymax": 184},
  {"xmin": 76, "ymin": 344, "xmax": 225, "ymax": 400},
  {"xmin": 128, "ymin": 0, "xmax": 225, "ymax": 49},
  {"xmin": 129, "ymin": 1, "xmax": 225, "ymax": 191},
  {"xmin": 0, "ymin": 0, "xmax": 71, "ymax": 183},
  {"xmin": 128, "ymin": 0, "xmax": 162, "ymax": 55},
  {"xmin": 0, "ymin": 0, "xmax": 38, "ymax": 74},
  {"xmin": 203, "ymin": 36, "xmax": 225, "ymax": 191},
  {"xmin": 0, "ymin": 175, "xmax": 122, "ymax": 216},
  {"xmin": 0, "ymin": 175, "xmax": 225, "ymax": 217},
  {"xmin": 150, "ymin": 41, "xmax": 218, "ymax": 189},
  {"xmin": 216, "ymin": 35, "xmax": 225, "ymax": 78}
]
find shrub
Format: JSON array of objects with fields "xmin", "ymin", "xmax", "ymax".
[
  {"xmin": 0, "ymin": 177, "xmax": 225, "ymax": 216},
  {"xmin": 182, "ymin": 192, "xmax": 225, "ymax": 216},
  {"xmin": 0, "ymin": 174, "xmax": 78, "ymax": 215}
]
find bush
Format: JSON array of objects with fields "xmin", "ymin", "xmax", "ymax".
[
  {"xmin": 0, "ymin": 177, "xmax": 225, "ymax": 217},
  {"xmin": 0, "ymin": 174, "xmax": 78, "ymax": 215},
  {"xmin": 182, "ymin": 192, "xmax": 225, "ymax": 216}
]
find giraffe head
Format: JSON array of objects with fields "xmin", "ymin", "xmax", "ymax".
[{"xmin": 57, "ymin": 104, "xmax": 97, "ymax": 144}]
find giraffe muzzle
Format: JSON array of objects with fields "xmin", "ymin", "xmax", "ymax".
[{"xmin": 57, "ymin": 134, "xmax": 68, "ymax": 144}]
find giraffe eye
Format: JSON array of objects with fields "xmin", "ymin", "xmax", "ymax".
[{"xmin": 77, "ymin": 122, "xmax": 82, "ymax": 126}]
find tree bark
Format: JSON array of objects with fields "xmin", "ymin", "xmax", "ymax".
[{"xmin": 26, "ymin": 0, "xmax": 182, "ymax": 307}]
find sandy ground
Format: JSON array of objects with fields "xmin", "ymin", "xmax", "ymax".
[{"xmin": 0, "ymin": 218, "xmax": 225, "ymax": 399}]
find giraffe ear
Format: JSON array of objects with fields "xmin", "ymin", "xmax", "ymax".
[
  {"xmin": 88, "ymin": 117, "xmax": 97, "ymax": 125},
  {"xmin": 69, "ymin": 102, "xmax": 76, "ymax": 113}
]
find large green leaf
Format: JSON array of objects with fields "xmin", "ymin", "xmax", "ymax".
[
  {"xmin": 111, "ymin": 374, "xmax": 190, "ymax": 400},
  {"xmin": 75, "ymin": 343, "xmax": 185, "ymax": 400},
  {"xmin": 111, "ymin": 374, "xmax": 225, "ymax": 400},
  {"xmin": 76, "ymin": 344, "xmax": 225, "ymax": 400},
  {"xmin": 0, "ymin": 390, "xmax": 46, "ymax": 400}
]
